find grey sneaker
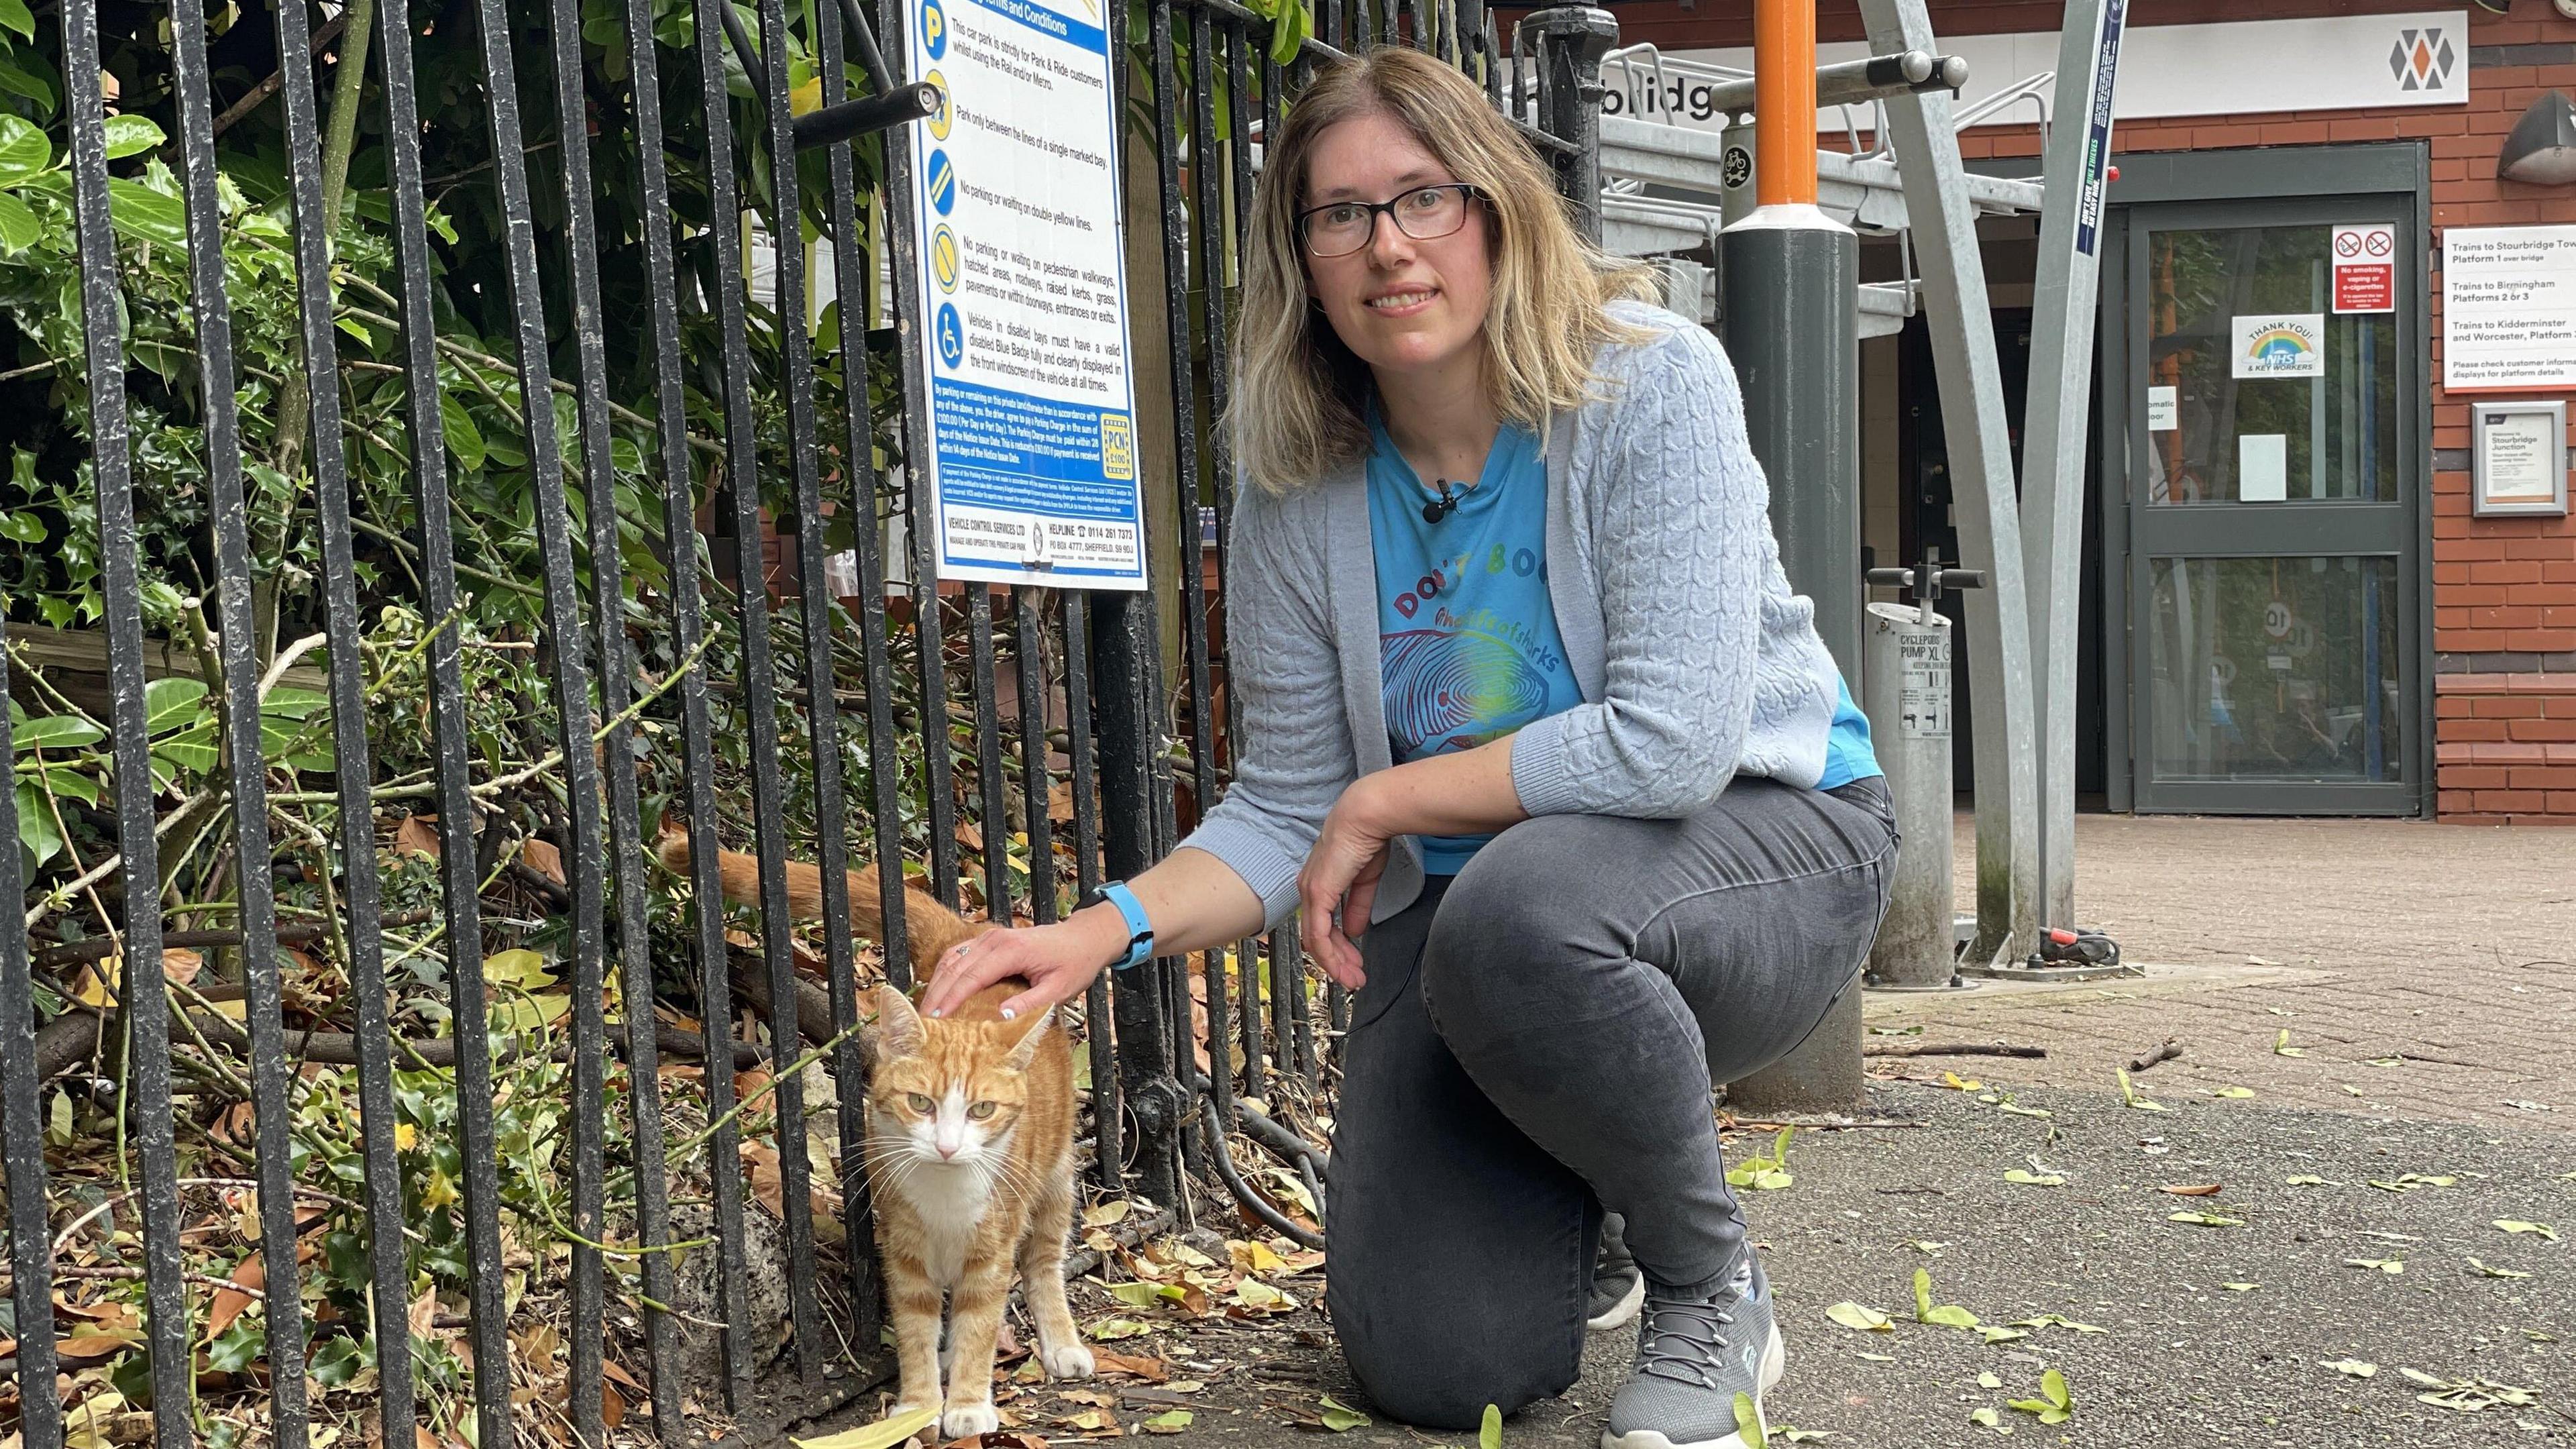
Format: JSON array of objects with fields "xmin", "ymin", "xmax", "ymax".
[
  {"xmin": 1600, "ymin": 1255, "xmax": 1786, "ymax": 1449},
  {"xmin": 1588, "ymin": 1213, "xmax": 1646, "ymax": 1332}
]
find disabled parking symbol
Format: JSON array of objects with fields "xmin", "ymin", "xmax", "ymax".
[
  {"xmin": 926, "ymin": 148, "xmax": 957, "ymax": 216},
  {"xmin": 936, "ymin": 303, "xmax": 965, "ymax": 370}
]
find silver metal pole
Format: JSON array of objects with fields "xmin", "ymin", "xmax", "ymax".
[
  {"xmin": 1856, "ymin": 0, "xmax": 2040, "ymax": 969},
  {"xmin": 2018, "ymin": 0, "xmax": 2125, "ymax": 929}
]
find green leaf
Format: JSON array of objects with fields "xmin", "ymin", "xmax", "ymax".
[
  {"xmin": 2211, "ymin": 1085, "xmax": 2256, "ymax": 1099},
  {"xmin": 260, "ymin": 685, "xmax": 331, "ymax": 720},
  {"xmin": 1479, "ymin": 1404, "xmax": 1501, "ymax": 1449},
  {"xmin": 0, "ymin": 113, "xmax": 47, "ymax": 187},
  {"xmin": 2493, "ymin": 1220, "xmax": 2558, "ymax": 1242},
  {"xmin": 15, "ymin": 780, "xmax": 62, "ymax": 867},
  {"xmin": 2283, "ymin": 1175, "xmax": 2338, "ymax": 1187},
  {"xmin": 1923, "ymin": 1305, "xmax": 1980, "ymax": 1329},
  {"xmin": 2221, "ymin": 1283, "xmax": 2259, "ymax": 1292},
  {"xmin": 2008, "ymin": 1314, "xmax": 2106, "ymax": 1334},
  {"xmin": 2467, "ymin": 1258, "xmax": 2530, "ymax": 1279},
  {"xmin": 144, "ymin": 676, "xmax": 209, "ymax": 734},
  {"xmin": 1913, "ymin": 1268, "xmax": 1933, "ymax": 1320},
  {"xmin": 1108, "ymin": 1281, "xmax": 1168, "ymax": 1309},
  {"xmin": 0, "ymin": 0, "xmax": 32, "ymax": 41},
  {"xmin": 205, "ymin": 1318, "xmax": 264, "ymax": 1374},
  {"xmin": 2166, "ymin": 1211, "xmax": 2244, "ymax": 1227},
  {"xmin": 15, "ymin": 714, "xmax": 104, "ymax": 749},
  {"xmin": 1317, "ymin": 1396, "xmax": 1370, "ymax": 1433},
  {"xmin": 151, "ymin": 720, "xmax": 221, "ymax": 777},
  {"xmin": 0, "ymin": 504, "xmax": 45, "ymax": 542},
  {"xmin": 1731, "ymin": 1391, "xmax": 1766, "ymax": 1448},
  {"xmin": 43, "ymin": 766, "xmax": 99, "ymax": 806},
  {"xmin": 442, "ymin": 391, "xmax": 486, "ymax": 471},
  {"xmin": 0, "ymin": 191, "xmax": 37, "ymax": 256},
  {"xmin": 2003, "ymin": 1169, "xmax": 2064, "ymax": 1187},
  {"xmin": 1140, "ymin": 1411, "xmax": 1192, "ymax": 1435},
  {"xmin": 1979, "ymin": 1326, "xmax": 2029, "ymax": 1345},
  {"xmin": 101, "ymin": 115, "xmax": 166, "ymax": 160},
  {"xmin": 1267, "ymin": 0, "xmax": 1309, "ymax": 65},
  {"xmin": 2041, "ymin": 1368, "xmax": 2071, "ymax": 1412},
  {"xmin": 1823, "ymin": 1302, "xmax": 1892, "ymax": 1332},
  {"xmin": 105, "ymin": 176, "xmax": 187, "ymax": 250},
  {"xmin": 1968, "ymin": 1408, "xmax": 2000, "ymax": 1430}
]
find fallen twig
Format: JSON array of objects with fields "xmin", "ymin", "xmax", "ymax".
[
  {"xmin": 1861, "ymin": 1041, "xmax": 2046, "ymax": 1059},
  {"xmin": 2129, "ymin": 1038, "xmax": 2183, "ymax": 1073}
]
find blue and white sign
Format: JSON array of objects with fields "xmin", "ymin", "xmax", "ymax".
[{"xmin": 906, "ymin": 0, "xmax": 1146, "ymax": 588}]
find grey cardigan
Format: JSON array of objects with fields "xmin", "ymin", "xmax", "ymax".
[{"xmin": 1179, "ymin": 301, "xmax": 1845, "ymax": 930}]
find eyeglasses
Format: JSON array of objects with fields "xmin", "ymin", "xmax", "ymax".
[{"xmin": 1295, "ymin": 183, "xmax": 1484, "ymax": 259}]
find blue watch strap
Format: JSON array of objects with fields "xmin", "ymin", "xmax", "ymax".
[{"xmin": 1095, "ymin": 881, "xmax": 1155, "ymax": 971}]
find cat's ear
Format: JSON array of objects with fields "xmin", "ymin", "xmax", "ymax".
[
  {"xmin": 1001, "ymin": 1007, "xmax": 1055, "ymax": 1071},
  {"xmin": 874, "ymin": 984, "xmax": 927, "ymax": 1058}
]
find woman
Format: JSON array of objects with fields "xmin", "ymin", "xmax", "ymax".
[{"xmin": 921, "ymin": 47, "xmax": 1896, "ymax": 1449}]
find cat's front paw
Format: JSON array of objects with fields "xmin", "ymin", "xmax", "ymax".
[
  {"xmin": 941, "ymin": 1403, "xmax": 1000, "ymax": 1440},
  {"xmin": 1040, "ymin": 1343, "xmax": 1095, "ymax": 1381},
  {"xmin": 891, "ymin": 1399, "xmax": 943, "ymax": 1429}
]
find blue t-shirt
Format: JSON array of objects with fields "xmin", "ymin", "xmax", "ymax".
[
  {"xmin": 1368, "ymin": 415, "xmax": 1582, "ymax": 873},
  {"xmin": 1817, "ymin": 675, "xmax": 1882, "ymax": 790}
]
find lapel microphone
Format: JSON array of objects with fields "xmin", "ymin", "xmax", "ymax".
[{"xmin": 1422, "ymin": 480, "xmax": 1460, "ymax": 524}]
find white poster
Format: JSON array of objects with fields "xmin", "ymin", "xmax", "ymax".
[
  {"xmin": 2479, "ymin": 409, "xmax": 2561, "ymax": 501},
  {"xmin": 2231, "ymin": 314, "xmax": 2324, "ymax": 379},
  {"xmin": 2443, "ymin": 225, "xmax": 2576, "ymax": 391},
  {"xmin": 2147, "ymin": 385, "xmax": 2177, "ymax": 431},
  {"xmin": 2239, "ymin": 433, "xmax": 2288, "ymax": 502},
  {"xmin": 905, "ymin": 0, "xmax": 1148, "ymax": 587}
]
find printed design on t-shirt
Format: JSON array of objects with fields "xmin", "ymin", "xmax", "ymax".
[{"xmin": 1380, "ymin": 606, "xmax": 1562, "ymax": 755}]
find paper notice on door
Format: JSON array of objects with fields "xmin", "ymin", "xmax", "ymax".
[
  {"xmin": 2239, "ymin": 433, "xmax": 2288, "ymax": 501},
  {"xmin": 2147, "ymin": 386, "xmax": 2178, "ymax": 431}
]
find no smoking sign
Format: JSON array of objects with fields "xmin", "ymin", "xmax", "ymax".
[{"xmin": 2332, "ymin": 223, "xmax": 2397, "ymax": 314}]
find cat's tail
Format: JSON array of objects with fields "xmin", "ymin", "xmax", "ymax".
[{"xmin": 653, "ymin": 820, "xmax": 989, "ymax": 975}]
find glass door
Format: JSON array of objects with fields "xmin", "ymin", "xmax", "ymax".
[{"xmin": 2125, "ymin": 200, "xmax": 2420, "ymax": 814}]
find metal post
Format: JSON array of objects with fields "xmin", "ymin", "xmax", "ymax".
[
  {"xmin": 1719, "ymin": 0, "xmax": 1866, "ymax": 1113},
  {"xmin": 2021, "ymin": 0, "xmax": 2126, "ymax": 930},
  {"xmin": 1524, "ymin": 7, "xmax": 1619, "ymax": 241},
  {"xmin": 1856, "ymin": 0, "xmax": 2041, "ymax": 971}
]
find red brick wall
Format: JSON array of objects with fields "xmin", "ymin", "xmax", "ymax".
[{"xmin": 1552, "ymin": 0, "xmax": 2576, "ymax": 822}]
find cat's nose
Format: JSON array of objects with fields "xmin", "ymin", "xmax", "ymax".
[{"xmin": 936, "ymin": 1142, "xmax": 959, "ymax": 1159}]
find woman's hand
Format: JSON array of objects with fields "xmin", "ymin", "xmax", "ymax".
[
  {"xmin": 920, "ymin": 908, "xmax": 1128, "ymax": 1022},
  {"xmin": 1298, "ymin": 778, "xmax": 1397, "ymax": 990}
]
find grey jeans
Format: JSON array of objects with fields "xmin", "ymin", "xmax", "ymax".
[{"xmin": 1322, "ymin": 776, "xmax": 1898, "ymax": 1429}]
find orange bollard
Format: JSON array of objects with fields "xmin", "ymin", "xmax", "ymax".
[{"xmin": 1753, "ymin": 0, "xmax": 1818, "ymax": 209}]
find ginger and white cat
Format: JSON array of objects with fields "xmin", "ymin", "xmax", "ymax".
[
  {"xmin": 653, "ymin": 820, "xmax": 989, "ymax": 977},
  {"xmin": 868, "ymin": 984, "xmax": 1093, "ymax": 1436},
  {"xmin": 654, "ymin": 826, "xmax": 1092, "ymax": 1432}
]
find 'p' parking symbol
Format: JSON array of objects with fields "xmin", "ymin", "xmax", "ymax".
[{"xmin": 920, "ymin": 0, "xmax": 947, "ymax": 59}]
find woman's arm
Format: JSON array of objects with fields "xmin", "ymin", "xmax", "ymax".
[
  {"xmin": 918, "ymin": 845, "xmax": 1265, "ymax": 1020},
  {"xmin": 923, "ymin": 482, "xmax": 1352, "ymax": 1019},
  {"xmin": 1505, "ymin": 320, "xmax": 1780, "ymax": 818},
  {"xmin": 1293, "ymin": 735, "xmax": 1525, "ymax": 984}
]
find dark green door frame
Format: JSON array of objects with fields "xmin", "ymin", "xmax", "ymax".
[{"xmin": 2086, "ymin": 143, "xmax": 2434, "ymax": 816}]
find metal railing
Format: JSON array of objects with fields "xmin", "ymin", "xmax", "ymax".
[{"xmin": 0, "ymin": 0, "xmax": 1599, "ymax": 1441}]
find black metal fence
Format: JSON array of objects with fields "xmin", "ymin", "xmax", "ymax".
[{"xmin": 0, "ymin": 0, "xmax": 1602, "ymax": 1440}]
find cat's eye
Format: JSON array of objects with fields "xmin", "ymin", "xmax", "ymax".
[
  {"xmin": 905, "ymin": 1093, "xmax": 934, "ymax": 1114},
  {"xmin": 967, "ymin": 1101, "xmax": 998, "ymax": 1120}
]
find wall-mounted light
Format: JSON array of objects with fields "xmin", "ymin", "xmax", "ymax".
[{"xmin": 2500, "ymin": 89, "xmax": 2576, "ymax": 184}]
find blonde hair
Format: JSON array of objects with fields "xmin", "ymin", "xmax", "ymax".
[{"xmin": 1230, "ymin": 48, "xmax": 1658, "ymax": 491}]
